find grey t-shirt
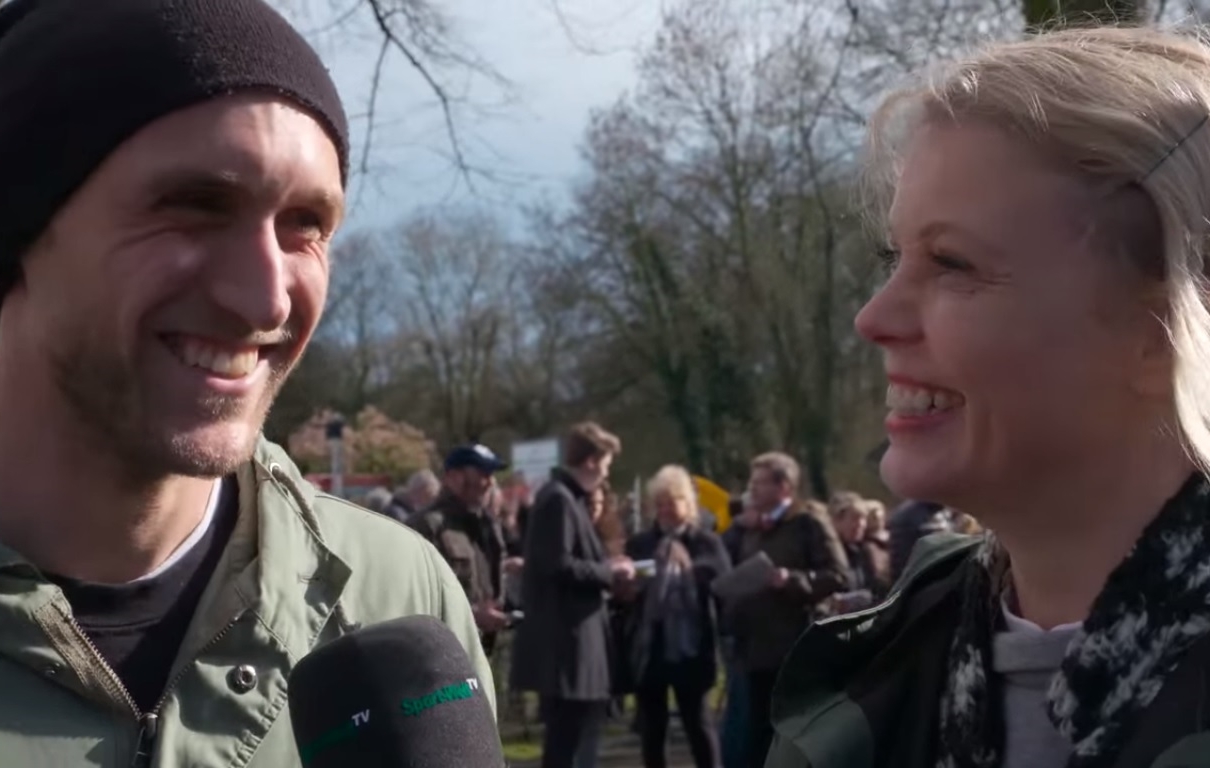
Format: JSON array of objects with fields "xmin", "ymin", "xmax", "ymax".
[{"xmin": 992, "ymin": 607, "xmax": 1080, "ymax": 768}]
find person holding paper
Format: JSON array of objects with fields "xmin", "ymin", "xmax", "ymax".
[
  {"xmin": 511, "ymin": 422, "xmax": 633, "ymax": 768},
  {"xmin": 619, "ymin": 465, "xmax": 731, "ymax": 768},
  {"xmin": 721, "ymin": 452, "xmax": 849, "ymax": 768}
]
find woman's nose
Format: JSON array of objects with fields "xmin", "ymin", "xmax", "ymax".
[{"xmin": 854, "ymin": 272, "xmax": 923, "ymax": 347}]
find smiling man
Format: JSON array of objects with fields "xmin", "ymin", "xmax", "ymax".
[{"xmin": 0, "ymin": 1, "xmax": 492, "ymax": 766}]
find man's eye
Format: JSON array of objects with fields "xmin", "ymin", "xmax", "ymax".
[{"xmin": 279, "ymin": 208, "xmax": 328, "ymax": 238}]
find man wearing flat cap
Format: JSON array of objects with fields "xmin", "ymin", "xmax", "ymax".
[
  {"xmin": 0, "ymin": 0, "xmax": 492, "ymax": 765},
  {"xmin": 409, "ymin": 444, "xmax": 516, "ymax": 652}
]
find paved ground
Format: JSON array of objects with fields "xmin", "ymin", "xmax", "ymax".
[
  {"xmin": 510, "ymin": 723, "xmax": 696, "ymax": 767},
  {"xmin": 512, "ymin": 733, "xmax": 694, "ymax": 767}
]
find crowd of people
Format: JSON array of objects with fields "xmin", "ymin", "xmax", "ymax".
[{"xmin": 372, "ymin": 421, "xmax": 975, "ymax": 768}]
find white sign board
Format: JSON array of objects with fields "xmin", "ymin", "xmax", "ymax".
[{"xmin": 511, "ymin": 439, "xmax": 560, "ymax": 488}]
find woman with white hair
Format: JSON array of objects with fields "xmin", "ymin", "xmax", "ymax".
[
  {"xmin": 620, "ymin": 465, "xmax": 731, "ymax": 768},
  {"xmin": 767, "ymin": 25, "xmax": 1210, "ymax": 768}
]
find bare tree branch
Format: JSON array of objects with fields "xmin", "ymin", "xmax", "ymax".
[
  {"xmin": 545, "ymin": 0, "xmax": 647, "ymax": 57},
  {"xmin": 363, "ymin": 0, "xmax": 473, "ymax": 187},
  {"xmin": 359, "ymin": 35, "xmax": 392, "ymax": 180},
  {"xmin": 278, "ymin": 0, "xmax": 514, "ymax": 194}
]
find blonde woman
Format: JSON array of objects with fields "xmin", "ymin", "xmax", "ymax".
[
  {"xmin": 863, "ymin": 498, "xmax": 889, "ymax": 543},
  {"xmin": 622, "ymin": 465, "xmax": 731, "ymax": 768},
  {"xmin": 827, "ymin": 492, "xmax": 891, "ymax": 610},
  {"xmin": 767, "ymin": 26, "xmax": 1210, "ymax": 768}
]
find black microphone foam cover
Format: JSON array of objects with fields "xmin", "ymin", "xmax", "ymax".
[{"xmin": 287, "ymin": 615, "xmax": 503, "ymax": 767}]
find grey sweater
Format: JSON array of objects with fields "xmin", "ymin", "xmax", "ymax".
[{"xmin": 992, "ymin": 610, "xmax": 1080, "ymax": 768}]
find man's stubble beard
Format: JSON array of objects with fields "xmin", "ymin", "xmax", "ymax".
[{"xmin": 52, "ymin": 338, "xmax": 294, "ymax": 484}]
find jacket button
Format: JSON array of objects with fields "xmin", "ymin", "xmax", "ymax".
[{"xmin": 228, "ymin": 664, "xmax": 258, "ymax": 694}]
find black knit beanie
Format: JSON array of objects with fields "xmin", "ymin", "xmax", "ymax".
[{"xmin": 0, "ymin": 0, "xmax": 350, "ymax": 291}]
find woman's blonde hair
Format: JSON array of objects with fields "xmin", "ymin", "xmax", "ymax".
[
  {"xmin": 863, "ymin": 25, "xmax": 1210, "ymax": 475},
  {"xmin": 646, "ymin": 464, "xmax": 699, "ymax": 523},
  {"xmin": 828, "ymin": 490, "xmax": 865, "ymax": 519},
  {"xmin": 864, "ymin": 499, "xmax": 887, "ymax": 520}
]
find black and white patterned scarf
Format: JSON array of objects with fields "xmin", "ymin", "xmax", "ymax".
[{"xmin": 937, "ymin": 473, "xmax": 1210, "ymax": 768}]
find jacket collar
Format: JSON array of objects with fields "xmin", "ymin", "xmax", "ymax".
[
  {"xmin": 769, "ymin": 533, "xmax": 979, "ymax": 768},
  {"xmin": 0, "ymin": 438, "xmax": 353, "ymax": 665},
  {"xmin": 0, "ymin": 538, "xmax": 27, "ymax": 571},
  {"xmin": 551, "ymin": 467, "xmax": 589, "ymax": 500},
  {"xmin": 231, "ymin": 438, "xmax": 353, "ymax": 657},
  {"xmin": 431, "ymin": 487, "xmax": 480, "ymax": 523}
]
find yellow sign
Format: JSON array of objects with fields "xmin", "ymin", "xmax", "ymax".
[{"xmin": 693, "ymin": 476, "xmax": 732, "ymax": 532}]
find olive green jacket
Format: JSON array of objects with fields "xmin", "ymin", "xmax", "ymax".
[{"xmin": 0, "ymin": 438, "xmax": 495, "ymax": 767}]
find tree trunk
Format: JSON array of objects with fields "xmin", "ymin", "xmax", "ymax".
[
  {"xmin": 1023, "ymin": 0, "xmax": 1146, "ymax": 28},
  {"xmin": 664, "ymin": 364, "xmax": 708, "ymax": 475},
  {"xmin": 804, "ymin": 441, "xmax": 830, "ymax": 502}
]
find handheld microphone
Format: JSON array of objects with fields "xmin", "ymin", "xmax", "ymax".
[{"xmin": 287, "ymin": 615, "xmax": 504, "ymax": 767}]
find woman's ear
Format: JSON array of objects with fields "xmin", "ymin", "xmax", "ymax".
[
  {"xmin": 1128, "ymin": 305, "xmax": 1173, "ymax": 398},
  {"xmin": 1095, "ymin": 185, "xmax": 1170, "ymax": 399}
]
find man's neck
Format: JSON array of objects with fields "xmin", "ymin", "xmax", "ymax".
[
  {"xmin": 566, "ymin": 467, "xmax": 599, "ymax": 495},
  {"xmin": 974, "ymin": 432, "xmax": 1193, "ymax": 630},
  {"xmin": 759, "ymin": 497, "xmax": 791, "ymax": 516},
  {"xmin": 0, "ymin": 404, "xmax": 215, "ymax": 585}
]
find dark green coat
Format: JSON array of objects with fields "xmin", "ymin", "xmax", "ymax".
[{"xmin": 765, "ymin": 534, "xmax": 1210, "ymax": 768}]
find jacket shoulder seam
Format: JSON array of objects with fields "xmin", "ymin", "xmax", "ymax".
[{"xmin": 311, "ymin": 492, "xmax": 433, "ymax": 539}]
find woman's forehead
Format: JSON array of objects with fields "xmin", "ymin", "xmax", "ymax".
[{"xmin": 889, "ymin": 120, "xmax": 1094, "ymax": 246}]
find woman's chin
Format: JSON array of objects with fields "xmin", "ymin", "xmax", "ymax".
[{"xmin": 880, "ymin": 448, "xmax": 959, "ymax": 504}]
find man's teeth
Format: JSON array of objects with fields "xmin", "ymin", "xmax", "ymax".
[
  {"xmin": 885, "ymin": 383, "xmax": 962, "ymax": 415},
  {"xmin": 176, "ymin": 339, "xmax": 258, "ymax": 379}
]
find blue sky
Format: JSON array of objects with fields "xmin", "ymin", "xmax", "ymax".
[{"xmin": 285, "ymin": 0, "xmax": 665, "ymax": 235}]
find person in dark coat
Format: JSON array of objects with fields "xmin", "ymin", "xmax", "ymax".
[
  {"xmin": 620, "ymin": 465, "xmax": 731, "ymax": 768},
  {"xmin": 361, "ymin": 485, "xmax": 408, "ymax": 525},
  {"xmin": 721, "ymin": 452, "xmax": 850, "ymax": 768},
  {"xmin": 719, "ymin": 495, "xmax": 752, "ymax": 768},
  {"xmin": 510, "ymin": 422, "xmax": 634, "ymax": 768},
  {"xmin": 407, "ymin": 444, "xmax": 511, "ymax": 653},
  {"xmin": 394, "ymin": 468, "xmax": 439, "ymax": 517},
  {"xmin": 887, "ymin": 499, "xmax": 950, "ymax": 581}
]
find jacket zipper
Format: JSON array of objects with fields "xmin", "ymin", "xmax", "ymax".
[
  {"xmin": 62, "ymin": 614, "xmax": 142, "ymax": 716},
  {"xmin": 65, "ymin": 611, "xmax": 245, "ymax": 767},
  {"xmin": 132, "ymin": 463, "xmax": 291, "ymax": 766},
  {"xmin": 38, "ymin": 463, "xmax": 301, "ymax": 767},
  {"xmin": 61, "ymin": 614, "xmax": 153, "ymax": 766},
  {"xmin": 71, "ymin": 464, "xmax": 304, "ymax": 766},
  {"xmin": 135, "ymin": 617, "xmax": 245, "ymax": 768}
]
